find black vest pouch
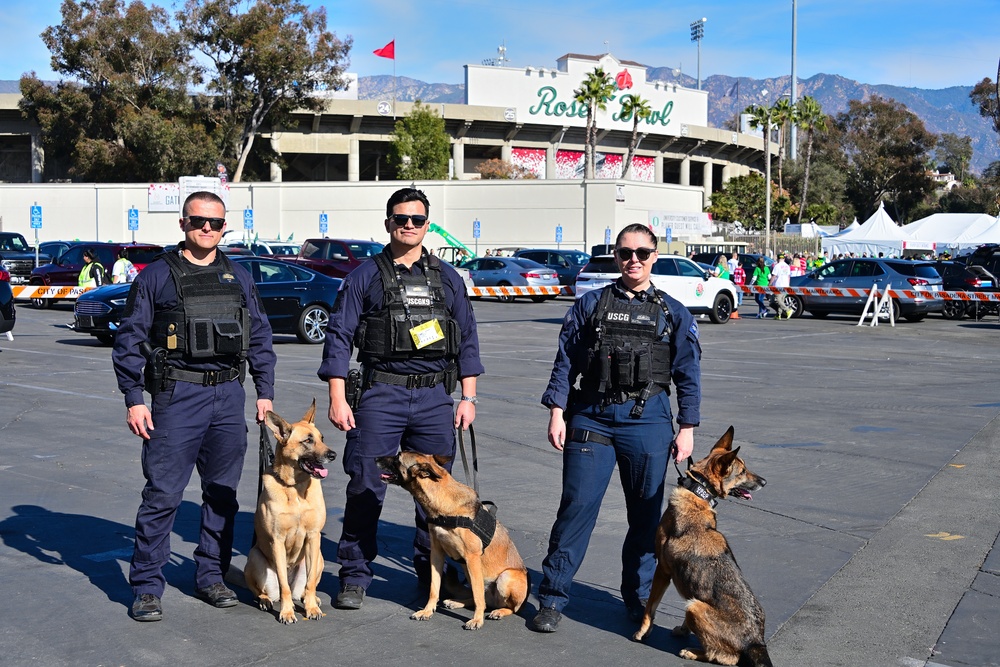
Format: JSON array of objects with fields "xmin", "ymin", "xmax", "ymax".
[{"xmin": 213, "ymin": 318, "xmax": 244, "ymax": 356}]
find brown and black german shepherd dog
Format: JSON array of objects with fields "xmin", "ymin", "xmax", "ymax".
[
  {"xmin": 245, "ymin": 400, "xmax": 336, "ymax": 624},
  {"xmin": 633, "ymin": 426, "xmax": 772, "ymax": 667},
  {"xmin": 376, "ymin": 452, "xmax": 529, "ymax": 630}
]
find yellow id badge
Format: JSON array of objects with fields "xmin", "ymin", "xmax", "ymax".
[{"xmin": 409, "ymin": 319, "xmax": 445, "ymax": 349}]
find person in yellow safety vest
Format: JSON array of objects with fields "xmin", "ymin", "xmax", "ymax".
[{"xmin": 78, "ymin": 248, "xmax": 107, "ymax": 288}]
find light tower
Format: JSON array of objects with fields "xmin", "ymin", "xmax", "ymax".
[{"xmin": 690, "ymin": 18, "xmax": 707, "ymax": 90}]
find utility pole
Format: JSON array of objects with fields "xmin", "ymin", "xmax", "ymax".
[{"xmin": 790, "ymin": 0, "xmax": 798, "ymax": 160}]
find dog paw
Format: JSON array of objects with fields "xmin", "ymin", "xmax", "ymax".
[
  {"xmin": 462, "ymin": 618, "xmax": 484, "ymax": 631},
  {"xmin": 678, "ymin": 648, "xmax": 700, "ymax": 661},
  {"xmin": 278, "ymin": 611, "xmax": 298, "ymax": 624},
  {"xmin": 441, "ymin": 599, "xmax": 464, "ymax": 610},
  {"xmin": 255, "ymin": 597, "xmax": 273, "ymax": 612},
  {"xmin": 410, "ymin": 610, "xmax": 434, "ymax": 621},
  {"xmin": 631, "ymin": 629, "xmax": 648, "ymax": 642},
  {"xmin": 304, "ymin": 607, "xmax": 325, "ymax": 620}
]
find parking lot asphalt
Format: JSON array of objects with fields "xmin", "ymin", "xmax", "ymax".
[{"xmin": 1, "ymin": 298, "xmax": 999, "ymax": 667}]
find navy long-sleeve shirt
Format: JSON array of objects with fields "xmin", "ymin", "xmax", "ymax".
[
  {"xmin": 541, "ymin": 281, "xmax": 701, "ymax": 426},
  {"xmin": 112, "ymin": 246, "xmax": 277, "ymax": 408},
  {"xmin": 317, "ymin": 250, "xmax": 484, "ymax": 380}
]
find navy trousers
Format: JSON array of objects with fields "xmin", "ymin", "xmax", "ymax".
[
  {"xmin": 537, "ymin": 392, "xmax": 674, "ymax": 612},
  {"xmin": 130, "ymin": 379, "xmax": 248, "ymax": 597},
  {"xmin": 337, "ymin": 381, "xmax": 456, "ymax": 588}
]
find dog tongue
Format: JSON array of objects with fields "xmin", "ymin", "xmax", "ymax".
[{"xmin": 315, "ymin": 467, "xmax": 328, "ymax": 479}]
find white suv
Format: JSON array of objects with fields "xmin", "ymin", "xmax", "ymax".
[{"xmin": 575, "ymin": 254, "xmax": 738, "ymax": 323}]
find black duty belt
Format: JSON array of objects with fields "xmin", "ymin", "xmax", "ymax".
[
  {"xmin": 568, "ymin": 428, "xmax": 614, "ymax": 446},
  {"xmin": 165, "ymin": 366, "xmax": 240, "ymax": 386},
  {"xmin": 369, "ymin": 368, "xmax": 448, "ymax": 389}
]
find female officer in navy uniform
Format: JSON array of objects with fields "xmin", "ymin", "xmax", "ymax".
[
  {"xmin": 113, "ymin": 191, "xmax": 276, "ymax": 622},
  {"xmin": 531, "ymin": 223, "xmax": 701, "ymax": 633},
  {"xmin": 318, "ymin": 187, "xmax": 483, "ymax": 610}
]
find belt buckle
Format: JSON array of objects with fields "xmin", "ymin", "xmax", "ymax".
[
  {"xmin": 204, "ymin": 370, "xmax": 217, "ymax": 386},
  {"xmin": 406, "ymin": 375, "xmax": 417, "ymax": 390}
]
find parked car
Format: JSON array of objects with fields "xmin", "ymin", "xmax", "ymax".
[
  {"xmin": 513, "ymin": 248, "xmax": 590, "ymax": 286},
  {"xmin": 459, "ymin": 256, "xmax": 559, "ymax": 302},
  {"xmin": 73, "ymin": 257, "xmax": 341, "ymax": 344},
  {"xmin": 934, "ymin": 260, "xmax": 998, "ymax": 320},
  {"xmin": 787, "ymin": 258, "xmax": 944, "ymax": 321},
  {"xmin": 574, "ymin": 254, "xmax": 739, "ymax": 323},
  {"xmin": 28, "ymin": 242, "xmax": 163, "ymax": 308},
  {"xmin": 274, "ymin": 238, "xmax": 383, "ymax": 279},
  {"xmin": 691, "ymin": 251, "xmax": 774, "ymax": 278},
  {"xmin": 38, "ymin": 241, "xmax": 76, "ymax": 264},
  {"xmin": 0, "ymin": 231, "xmax": 50, "ymax": 286},
  {"xmin": 0, "ymin": 264, "xmax": 15, "ymax": 335},
  {"xmin": 220, "ymin": 236, "xmax": 302, "ymax": 258}
]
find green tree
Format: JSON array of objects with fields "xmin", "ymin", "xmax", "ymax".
[
  {"xmin": 619, "ymin": 94, "xmax": 651, "ymax": 180},
  {"xmin": 935, "ymin": 133, "xmax": 973, "ymax": 182},
  {"xmin": 389, "ymin": 101, "xmax": 451, "ymax": 180},
  {"xmin": 794, "ymin": 96, "xmax": 827, "ymax": 224},
  {"xmin": 20, "ymin": 0, "xmax": 216, "ymax": 181},
  {"xmin": 573, "ymin": 67, "xmax": 614, "ymax": 179},
  {"xmin": 475, "ymin": 158, "xmax": 538, "ymax": 180},
  {"xmin": 969, "ymin": 65, "xmax": 1000, "ymax": 138},
  {"xmin": 178, "ymin": 0, "xmax": 351, "ymax": 182},
  {"xmin": 836, "ymin": 95, "xmax": 936, "ymax": 222},
  {"xmin": 707, "ymin": 172, "xmax": 794, "ymax": 231}
]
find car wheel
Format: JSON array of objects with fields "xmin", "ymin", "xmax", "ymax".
[
  {"xmin": 709, "ymin": 293, "xmax": 733, "ymax": 324},
  {"xmin": 941, "ymin": 300, "xmax": 967, "ymax": 320},
  {"xmin": 31, "ymin": 297, "xmax": 52, "ymax": 309},
  {"xmin": 904, "ymin": 313, "xmax": 926, "ymax": 323},
  {"xmin": 296, "ymin": 304, "xmax": 329, "ymax": 344},
  {"xmin": 809, "ymin": 311, "xmax": 829, "ymax": 319},
  {"xmin": 785, "ymin": 295, "xmax": 804, "ymax": 318},
  {"xmin": 530, "ymin": 295, "xmax": 548, "ymax": 303},
  {"xmin": 96, "ymin": 333, "xmax": 115, "ymax": 345},
  {"xmin": 496, "ymin": 282, "xmax": 515, "ymax": 303},
  {"xmin": 878, "ymin": 298, "xmax": 901, "ymax": 321}
]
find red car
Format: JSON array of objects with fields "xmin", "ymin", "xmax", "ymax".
[{"xmin": 28, "ymin": 242, "xmax": 163, "ymax": 308}]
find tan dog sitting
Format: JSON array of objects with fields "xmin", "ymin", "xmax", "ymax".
[
  {"xmin": 376, "ymin": 452, "xmax": 529, "ymax": 630},
  {"xmin": 245, "ymin": 400, "xmax": 336, "ymax": 624}
]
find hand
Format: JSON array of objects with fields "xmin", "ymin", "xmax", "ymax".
[
  {"xmin": 256, "ymin": 399, "xmax": 273, "ymax": 424},
  {"xmin": 329, "ymin": 398, "xmax": 355, "ymax": 431},
  {"xmin": 454, "ymin": 399, "xmax": 475, "ymax": 430},
  {"xmin": 126, "ymin": 404, "xmax": 154, "ymax": 440},
  {"xmin": 672, "ymin": 425, "xmax": 695, "ymax": 462},
  {"xmin": 547, "ymin": 408, "xmax": 565, "ymax": 451}
]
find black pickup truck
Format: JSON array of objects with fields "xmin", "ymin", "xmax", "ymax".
[{"xmin": 0, "ymin": 232, "xmax": 50, "ymax": 286}]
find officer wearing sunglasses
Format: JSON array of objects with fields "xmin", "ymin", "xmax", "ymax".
[
  {"xmin": 318, "ymin": 187, "xmax": 484, "ymax": 610},
  {"xmin": 531, "ymin": 223, "xmax": 702, "ymax": 633},
  {"xmin": 112, "ymin": 191, "xmax": 276, "ymax": 622}
]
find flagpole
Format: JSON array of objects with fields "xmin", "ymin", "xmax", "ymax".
[{"xmin": 392, "ymin": 36, "xmax": 396, "ymax": 119}]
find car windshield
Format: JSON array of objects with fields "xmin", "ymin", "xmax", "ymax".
[
  {"xmin": 562, "ymin": 251, "xmax": 590, "ymax": 265},
  {"xmin": 348, "ymin": 242, "xmax": 383, "ymax": 258},
  {"xmin": 582, "ymin": 257, "xmax": 618, "ymax": 274},
  {"xmin": 885, "ymin": 261, "xmax": 941, "ymax": 279},
  {"xmin": 127, "ymin": 247, "xmax": 163, "ymax": 263},
  {"xmin": 511, "ymin": 258, "xmax": 545, "ymax": 269},
  {"xmin": 0, "ymin": 234, "xmax": 29, "ymax": 252},
  {"xmin": 268, "ymin": 244, "xmax": 300, "ymax": 256}
]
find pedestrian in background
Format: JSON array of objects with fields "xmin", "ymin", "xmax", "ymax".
[
  {"xmin": 78, "ymin": 248, "xmax": 106, "ymax": 288},
  {"xmin": 750, "ymin": 257, "xmax": 771, "ymax": 318},
  {"xmin": 112, "ymin": 248, "xmax": 138, "ymax": 284}
]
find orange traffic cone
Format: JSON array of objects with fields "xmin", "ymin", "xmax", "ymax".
[{"xmin": 731, "ymin": 309, "xmax": 741, "ymax": 320}]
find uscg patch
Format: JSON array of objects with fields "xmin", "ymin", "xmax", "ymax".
[
  {"xmin": 689, "ymin": 322, "xmax": 699, "ymax": 338},
  {"xmin": 219, "ymin": 272, "xmax": 237, "ymax": 284}
]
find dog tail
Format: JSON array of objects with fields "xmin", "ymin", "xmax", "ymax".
[{"xmin": 744, "ymin": 643, "xmax": 773, "ymax": 667}]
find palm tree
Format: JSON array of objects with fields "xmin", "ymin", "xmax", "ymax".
[
  {"xmin": 573, "ymin": 67, "xmax": 614, "ymax": 179},
  {"xmin": 773, "ymin": 97, "xmax": 797, "ymax": 192},
  {"xmin": 795, "ymin": 96, "xmax": 827, "ymax": 225},
  {"xmin": 620, "ymin": 94, "xmax": 652, "ymax": 179},
  {"xmin": 746, "ymin": 103, "xmax": 780, "ymax": 253}
]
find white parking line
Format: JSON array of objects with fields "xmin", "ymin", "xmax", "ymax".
[{"xmin": 1, "ymin": 382, "xmax": 121, "ymax": 401}]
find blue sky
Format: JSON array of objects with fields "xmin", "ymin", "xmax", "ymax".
[{"xmin": 1, "ymin": 0, "xmax": 997, "ymax": 90}]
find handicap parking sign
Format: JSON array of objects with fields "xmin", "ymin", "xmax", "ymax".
[
  {"xmin": 319, "ymin": 212, "xmax": 329, "ymax": 235},
  {"xmin": 128, "ymin": 207, "xmax": 139, "ymax": 231},
  {"xmin": 30, "ymin": 205, "xmax": 42, "ymax": 229},
  {"xmin": 243, "ymin": 208, "xmax": 254, "ymax": 230}
]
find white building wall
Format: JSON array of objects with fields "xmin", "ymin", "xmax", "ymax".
[{"xmin": 0, "ymin": 180, "xmax": 705, "ymax": 254}]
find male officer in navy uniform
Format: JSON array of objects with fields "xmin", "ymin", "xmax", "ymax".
[
  {"xmin": 113, "ymin": 191, "xmax": 276, "ymax": 622},
  {"xmin": 319, "ymin": 187, "xmax": 483, "ymax": 610}
]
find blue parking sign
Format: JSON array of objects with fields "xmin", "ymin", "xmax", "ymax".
[
  {"xmin": 30, "ymin": 205, "xmax": 42, "ymax": 229},
  {"xmin": 473, "ymin": 219, "xmax": 481, "ymax": 239},
  {"xmin": 665, "ymin": 227, "xmax": 672, "ymax": 243},
  {"xmin": 555, "ymin": 225, "xmax": 563, "ymax": 244},
  {"xmin": 128, "ymin": 207, "xmax": 139, "ymax": 231},
  {"xmin": 243, "ymin": 208, "xmax": 254, "ymax": 230},
  {"xmin": 605, "ymin": 227, "xmax": 612, "ymax": 245}
]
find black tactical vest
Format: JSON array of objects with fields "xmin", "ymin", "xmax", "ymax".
[
  {"xmin": 583, "ymin": 286, "xmax": 673, "ymax": 402},
  {"xmin": 355, "ymin": 249, "xmax": 459, "ymax": 361},
  {"xmin": 150, "ymin": 250, "xmax": 250, "ymax": 364}
]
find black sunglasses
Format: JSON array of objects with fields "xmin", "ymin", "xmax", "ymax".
[
  {"xmin": 389, "ymin": 214, "xmax": 428, "ymax": 228},
  {"xmin": 616, "ymin": 247, "xmax": 656, "ymax": 262},
  {"xmin": 184, "ymin": 215, "xmax": 226, "ymax": 231}
]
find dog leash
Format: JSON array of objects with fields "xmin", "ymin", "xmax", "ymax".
[
  {"xmin": 457, "ymin": 425, "xmax": 497, "ymax": 516},
  {"xmin": 251, "ymin": 423, "xmax": 275, "ymax": 548}
]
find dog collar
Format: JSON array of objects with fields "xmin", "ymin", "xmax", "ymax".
[
  {"xmin": 678, "ymin": 473, "xmax": 718, "ymax": 508},
  {"xmin": 428, "ymin": 503, "xmax": 498, "ymax": 552}
]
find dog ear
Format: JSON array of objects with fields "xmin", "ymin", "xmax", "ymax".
[
  {"xmin": 265, "ymin": 411, "xmax": 294, "ymax": 442},
  {"xmin": 303, "ymin": 398, "xmax": 317, "ymax": 424},
  {"xmin": 712, "ymin": 426, "xmax": 736, "ymax": 452},
  {"xmin": 714, "ymin": 448, "xmax": 741, "ymax": 474},
  {"xmin": 432, "ymin": 454, "xmax": 453, "ymax": 468}
]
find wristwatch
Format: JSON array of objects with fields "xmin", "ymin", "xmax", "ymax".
[{"xmin": 460, "ymin": 395, "xmax": 479, "ymax": 405}]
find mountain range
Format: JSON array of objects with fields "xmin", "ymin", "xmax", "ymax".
[{"xmin": 360, "ymin": 71, "xmax": 999, "ymax": 173}]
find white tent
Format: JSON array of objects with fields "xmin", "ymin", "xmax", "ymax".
[
  {"xmin": 822, "ymin": 203, "xmax": 919, "ymax": 257},
  {"xmin": 831, "ymin": 217, "xmax": 861, "ymax": 237},
  {"xmin": 902, "ymin": 213, "xmax": 997, "ymax": 244},
  {"xmin": 950, "ymin": 218, "xmax": 1000, "ymax": 254}
]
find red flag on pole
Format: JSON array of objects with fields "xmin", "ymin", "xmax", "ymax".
[{"xmin": 373, "ymin": 40, "xmax": 395, "ymax": 59}]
